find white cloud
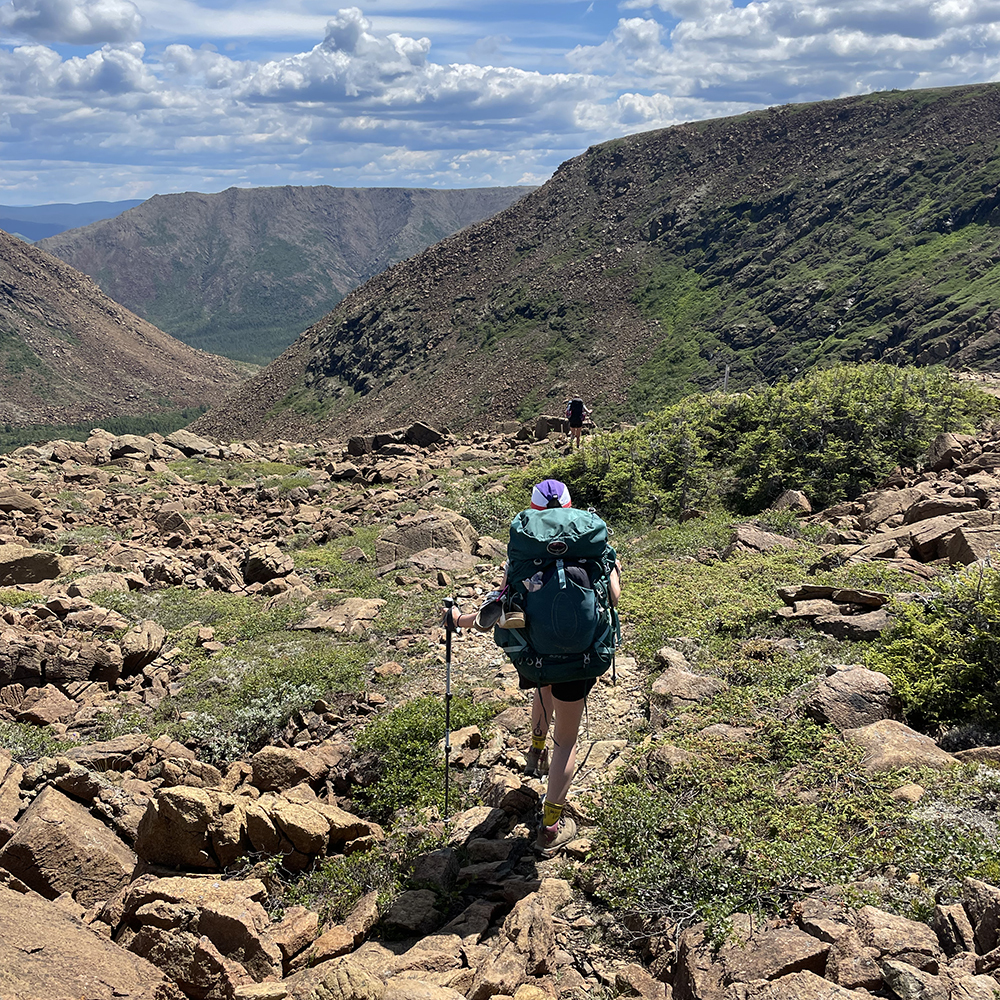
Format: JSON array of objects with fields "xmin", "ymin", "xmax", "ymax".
[
  {"xmin": 0, "ymin": 40, "xmax": 155, "ymax": 93},
  {"xmin": 0, "ymin": 0, "xmax": 142, "ymax": 44},
  {"xmin": 572, "ymin": 0, "xmax": 1000, "ymax": 100},
  {"xmin": 3, "ymin": 1, "xmax": 1000, "ymax": 202}
]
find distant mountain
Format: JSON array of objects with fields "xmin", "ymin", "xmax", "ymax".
[
  {"xmin": 0, "ymin": 228, "xmax": 248, "ymax": 428},
  {"xmin": 0, "ymin": 201, "xmax": 143, "ymax": 242},
  {"xmin": 193, "ymin": 82, "xmax": 1000, "ymax": 442},
  {"xmin": 37, "ymin": 185, "xmax": 534, "ymax": 364}
]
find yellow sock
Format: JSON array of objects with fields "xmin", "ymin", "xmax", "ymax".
[
  {"xmin": 531, "ymin": 735, "xmax": 546, "ymax": 752},
  {"xmin": 543, "ymin": 800, "xmax": 563, "ymax": 827}
]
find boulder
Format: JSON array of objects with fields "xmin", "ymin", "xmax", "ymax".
[
  {"xmin": 120, "ymin": 620, "xmax": 167, "ymax": 674},
  {"xmin": 720, "ymin": 927, "xmax": 828, "ymax": 983},
  {"xmin": 823, "ymin": 929, "xmax": 882, "ymax": 990},
  {"xmin": 251, "ymin": 746, "xmax": 329, "ymax": 792},
  {"xmin": 926, "ymin": 432, "xmax": 975, "ymax": 471},
  {"xmin": 650, "ymin": 666, "xmax": 728, "ymax": 726},
  {"xmin": 243, "ymin": 543, "xmax": 295, "ymax": 584},
  {"xmin": 723, "ymin": 525, "xmax": 798, "ymax": 557},
  {"xmin": 404, "ymin": 422, "xmax": 445, "ymax": 447},
  {"xmin": 723, "ymin": 970, "xmax": 871, "ymax": 998},
  {"xmin": 284, "ymin": 957, "xmax": 386, "ymax": 1000},
  {"xmin": 964, "ymin": 878, "xmax": 1000, "ymax": 954},
  {"xmin": 802, "ymin": 666, "xmax": 902, "ymax": 731},
  {"xmin": 165, "ymin": 429, "xmax": 221, "ymax": 457},
  {"xmin": 382, "ymin": 889, "xmax": 445, "ymax": 936},
  {"xmin": 16, "ymin": 684, "xmax": 77, "ymax": 725},
  {"xmin": 0, "ymin": 785, "xmax": 136, "ymax": 907},
  {"xmin": 294, "ymin": 599, "xmax": 386, "ymax": 635},
  {"xmin": 0, "ymin": 543, "xmax": 66, "ymax": 585},
  {"xmin": 811, "ymin": 609, "xmax": 891, "ymax": 641},
  {"xmin": 0, "ymin": 488, "xmax": 44, "ymax": 515},
  {"xmin": 946, "ymin": 526, "xmax": 1000, "ymax": 564},
  {"xmin": 0, "ymin": 884, "xmax": 183, "ymax": 1000},
  {"xmin": 841, "ymin": 720, "xmax": 958, "ymax": 773},
  {"xmin": 854, "ymin": 904, "xmax": 942, "ymax": 966},
  {"xmin": 375, "ymin": 509, "xmax": 478, "ymax": 567}
]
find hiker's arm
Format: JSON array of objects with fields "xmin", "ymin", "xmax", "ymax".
[
  {"xmin": 443, "ymin": 564, "xmax": 508, "ymax": 631},
  {"xmin": 445, "ymin": 606, "xmax": 478, "ymax": 630},
  {"xmin": 609, "ymin": 560, "xmax": 622, "ymax": 607}
]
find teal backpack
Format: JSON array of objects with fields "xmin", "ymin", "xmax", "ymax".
[{"xmin": 494, "ymin": 507, "xmax": 620, "ymax": 686}]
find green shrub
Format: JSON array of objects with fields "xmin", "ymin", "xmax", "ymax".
[
  {"xmin": 518, "ymin": 363, "xmax": 996, "ymax": 522},
  {"xmin": 0, "ymin": 720, "xmax": 70, "ymax": 763},
  {"xmin": 164, "ymin": 633, "xmax": 369, "ymax": 764},
  {"xmin": 353, "ymin": 696, "xmax": 497, "ymax": 821},
  {"xmin": 866, "ymin": 565, "xmax": 1000, "ymax": 730},
  {"xmin": 277, "ymin": 841, "xmax": 406, "ymax": 925},
  {"xmin": 0, "ymin": 589, "xmax": 40, "ymax": 608},
  {"xmin": 181, "ymin": 682, "xmax": 322, "ymax": 767}
]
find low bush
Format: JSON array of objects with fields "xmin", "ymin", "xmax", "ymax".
[
  {"xmin": 353, "ymin": 695, "xmax": 498, "ymax": 822},
  {"xmin": 0, "ymin": 720, "xmax": 70, "ymax": 764},
  {"xmin": 587, "ymin": 721, "xmax": 1000, "ymax": 935},
  {"xmin": 513, "ymin": 363, "xmax": 996, "ymax": 522},
  {"xmin": 276, "ymin": 840, "xmax": 408, "ymax": 925},
  {"xmin": 866, "ymin": 564, "xmax": 1000, "ymax": 731},
  {"xmin": 163, "ymin": 633, "xmax": 369, "ymax": 765}
]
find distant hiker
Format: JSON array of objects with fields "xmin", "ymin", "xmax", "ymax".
[
  {"xmin": 565, "ymin": 396, "xmax": 591, "ymax": 448},
  {"xmin": 443, "ymin": 478, "xmax": 622, "ymax": 856}
]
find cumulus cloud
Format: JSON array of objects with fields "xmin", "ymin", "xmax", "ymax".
[
  {"xmin": 0, "ymin": 40, "xmax": 155, "ymax": 93},
  {"xmin": 3, "ymin": 1, "xmax": 1000, "ymax": 202},
  {"xmin": 0, "ymin": 0, "xmax": 142, "ymax": 44},
  {"xmin": 586, "ymin": 0, "xmax": 1000, "ymax": 100}
]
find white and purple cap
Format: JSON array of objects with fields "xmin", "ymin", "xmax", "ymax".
[{"xmin": 530, "ymin": 479, "xmax": 572, "ymax": 510}]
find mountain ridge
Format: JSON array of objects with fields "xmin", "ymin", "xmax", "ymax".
[
  {"xmin": 194, "ymin": 82, "xmax": 1000, "ymax": 441},
  {"xmin": 37, "ymin": 185, "xmax": 534, "ymax": 364}
]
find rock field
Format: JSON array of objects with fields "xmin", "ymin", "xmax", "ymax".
[{"xmin": 2, "ymin": 420, "xmax": 1000, "ymax": 999}]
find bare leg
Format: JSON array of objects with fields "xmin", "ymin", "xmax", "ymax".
[
  {"xmin": 531, "ymin": 686, "xmax": 554, "ymax": 743},
  {"xmin": 545, "ymin": 695, "xmax": 586, "ymax": 807}
]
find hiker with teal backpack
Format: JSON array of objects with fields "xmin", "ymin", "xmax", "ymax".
[{"xmin": 443, "ymin": 479, "xmax": 621, "ymax": 856}]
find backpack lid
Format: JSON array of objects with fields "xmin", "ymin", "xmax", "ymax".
[{"xmin": 507, "ymin": 507, "xmax": 608, "ymax": 563}]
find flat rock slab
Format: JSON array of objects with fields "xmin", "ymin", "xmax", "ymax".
[
  {"xmin": 407, "ymin": 548, "xmax": 483, "ymax": 574},
  {"xmin": 0, "ymin": 785, "xmax": 136, "ymax": 907},
  {"xmin": 294, "ymin": 599, "xmax": 386, "ymax": 635},
  {"xmin": 842, "ymin": 720, "xmax": 958, "ymax": 773},
  {"xmin": 0, "ymin": 885, "xmax": 182, "ymax": 1000}
]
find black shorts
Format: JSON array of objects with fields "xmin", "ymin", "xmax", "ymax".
[{"xmin": 517, "ymin": 673, "xmax": 596, "ymax": 702}]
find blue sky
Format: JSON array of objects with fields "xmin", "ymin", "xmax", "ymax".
[{"xmin": 2, "ymin": 0, "xmax": 1000, "ymax": 204}]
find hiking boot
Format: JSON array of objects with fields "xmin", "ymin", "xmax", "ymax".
[
  {"xmin": 535, "ymin": 814, "xmax": 578, "ymax": 857},
  {"xmin": 523, "ymin": 745, "xmax": 548, "ymax": 777}
]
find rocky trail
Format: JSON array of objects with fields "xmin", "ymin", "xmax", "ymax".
[{"xmin": 3, "ymin": 419, "xmax": 1000, "ymax": 999}]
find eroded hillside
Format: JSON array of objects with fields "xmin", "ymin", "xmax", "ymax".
[
  {"xmin": 196, "ymin": 82, "xmax": 1000, "ymax": 441},
  {"xmin": 0, "ymin": 230, "xmax": 248, "ymax": 428}
]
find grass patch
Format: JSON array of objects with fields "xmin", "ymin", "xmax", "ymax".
[
  {"xmin": 587, "ymin": 725, "xmax": 1000, "ymax": 936},
  {"xmin": 162, "ymin": 632, "xmax": 369, "ymax": 766},
  {"xmin": 169, "ymin": 458, "xmax": 312, "ymax": 489}
]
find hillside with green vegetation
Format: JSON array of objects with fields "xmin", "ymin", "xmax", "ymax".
[
  {"xmin": 194, "ymin": 82, "xmax": 1000, "ymax": 442},
  {"xmin": 37, "ymin": 185, "xmax": 533, "ymax": 364}
]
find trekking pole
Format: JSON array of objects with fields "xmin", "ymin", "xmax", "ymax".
[{"xmin": 443, "ymin": 597, "xmax": 454, "ymax": 820}]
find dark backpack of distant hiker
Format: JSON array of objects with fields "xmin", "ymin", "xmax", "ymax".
[
  {"xmin": 494, "ymin": 507, "xmax": 620, "ymax": 686},
  {"xmin": 567, "ymin": 398, "xmax": 586, "ymax": 425}
]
